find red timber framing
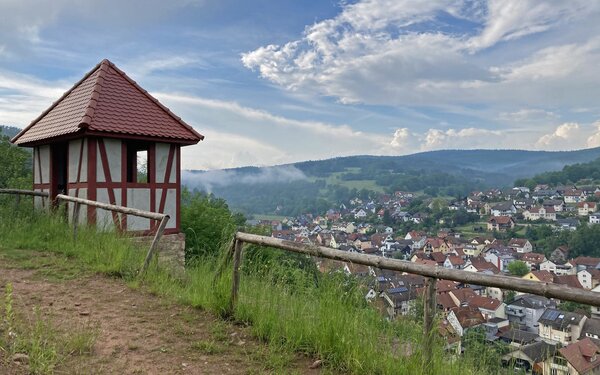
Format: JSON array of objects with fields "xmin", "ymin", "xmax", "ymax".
[{"xmin": 12, "ymin": 59, "xmax": 202, "ymax": 237}]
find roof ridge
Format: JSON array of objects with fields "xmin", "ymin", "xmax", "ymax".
[
  {"xmin": 79, "ymin": 59, "xmax": 109, "ymax": 129},
  {"xmin": 102, "ymin": 60, "xmax": 204, "ymax": 141},
  {"xmin": 11, "ymin": 60, "xmax": 105, "ymax": 143}
]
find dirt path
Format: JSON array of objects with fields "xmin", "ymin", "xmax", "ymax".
[{"xmin": 0, "ymin": 252, "xmax": 320, "ymax": 374}]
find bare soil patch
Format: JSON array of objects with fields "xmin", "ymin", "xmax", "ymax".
[{"xmin": 0, "ymin": 252, "xmax": 321, "ymax": 374}]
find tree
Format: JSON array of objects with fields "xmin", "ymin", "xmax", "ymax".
[
  {"xmin": 507, "ymin": 260, "xmax": 529, "ymax": 277},
  {"xmin": 181, "ymin": 188, "xmax": 245, "ymax": 260},
  {"xmin": 0, "ymin": 134, "xmax": 31, "ymax": 189}
]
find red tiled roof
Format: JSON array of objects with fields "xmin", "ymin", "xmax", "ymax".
[
  {"xmin": 554, "ymin": 275, "xmax": 583, "ymax": 289},
  {"xmin": 13, "ymin": 59, "xmax": 203, "ymax": 145},
  {"xmin": 468, "ymin": 295, "xmax": 501, "ymax": 311},
  {"xmin": 559, "ymin": 338, "xmax": 600, "ymax": 374},
  {"xmin": 529, "ymin": 270, "xmax": 554, "ymax": 283}
]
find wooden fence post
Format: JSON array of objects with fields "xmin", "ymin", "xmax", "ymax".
[
  {"xmin": 422, "ymin": 276, "xmax": 437, "ymax": 375},
  {"xmin": 140, "ymin": 215, "xmax": 169, "ymax": 274},
  {"xmin": 229, "ymin": 239, "xmax": 243, "ymax": 316},
  {"xmin": 14, "ymin": 194, "xmax": 20, "ymax": 211},
  {"xmin": 72, "ymin": 202, "xmax": 81, "ymax": 241}
]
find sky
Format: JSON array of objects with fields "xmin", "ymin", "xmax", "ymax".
[{"xmin": 1, "ymin": 0, "xmax": 600, "ymax": 170}]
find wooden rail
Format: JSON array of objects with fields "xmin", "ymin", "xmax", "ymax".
[
  {"xmin": 229, "ymin": 232, "xmax": 600, "ymax": 375},
  {"xmin": 0, "ymin": 188, "xmax": 49, "ymax": 210},
  {"xmin": 0, "ymin": 189, "xmax": 168, "ymax": 273}
]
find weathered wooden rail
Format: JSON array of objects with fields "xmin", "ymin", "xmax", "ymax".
[
  {"xmin": 0, "ymin": 189, "xmax": 168, "ymax": 273},
  {"xmin": 229, "ymin": 232, "xmax": 600, "ymax": 375}
]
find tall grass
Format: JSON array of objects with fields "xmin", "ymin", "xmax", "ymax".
[{"xmin": 0, "ymin": 201, "xmax": 498, "ymax": 374}]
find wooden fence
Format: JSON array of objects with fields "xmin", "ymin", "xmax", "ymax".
[
  {"xmin": 0, "ymin": 189, "xmax": 168, "ymax": 273},
  {"xmin": 229, "ymin": 232, "xmax": 600, "ymax": 375}
]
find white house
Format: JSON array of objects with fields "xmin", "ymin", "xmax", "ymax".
[
  {"xmin": 590, "ymin": 212, "xmax": 600, "ymax": 224},
  {"xmin": 524, "ymin": 206, "xmax": 557, "ymax": 221}
]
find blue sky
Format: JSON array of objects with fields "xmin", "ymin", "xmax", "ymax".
[{"xmin": 2, "ymin": 0, "xmax": 600, "ymax": 170}]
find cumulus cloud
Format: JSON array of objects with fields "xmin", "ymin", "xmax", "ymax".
[
  {"xmin": 242, "ymin": 0, "xmax": 600, "ymax": 108},
  {"xmin": 536, "ymin": 123, "xmax": 584, "ymax": 150}
]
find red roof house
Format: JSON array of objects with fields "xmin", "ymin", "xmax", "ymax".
[{"xmin": 12, "ymin": 59, "xmax": 203, "ymax": 234}]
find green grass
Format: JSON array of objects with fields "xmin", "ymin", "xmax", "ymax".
[
  {"xmin": 0, "ymin": 204, "xmax": 500, "ymax": 374},
  {"xmin": 0, "ymin": 283, "xmax": 98, "ymax": 374}
]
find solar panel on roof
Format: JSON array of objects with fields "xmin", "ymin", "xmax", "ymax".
[
  {"xmin": 544, "ymin": 310, "xmax": 560, "ymax": 320},
  {"xmin": 387, "ymin": 287, "xmax": 408, "ymax": 294}
]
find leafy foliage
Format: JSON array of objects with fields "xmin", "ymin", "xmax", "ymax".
[
  {"xmin": 181, "ymin": 188, "xmax": 245, "ymax": 260},
  {"xmin": 507, "ymin": 260, "xmax": 529, "ymax": 276},
  {"xmin": 0, "ymin": 130, "xmax": 31, "ymax": 189},
  {"xmin": 515, "ymin": 156, "xmax": 600, "ymax": 187}
]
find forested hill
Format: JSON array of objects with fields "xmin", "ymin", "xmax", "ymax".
[
  {"xmin": 184, "ymin": 148, "xmax": 600, "ymax": 216},
  {"xmin": 515, "ymin": 156, "xmax": 600, "ymax": 187},
  {"xmin": 0, "ymin": 125, "xmax": 21, "ymax": 138}
]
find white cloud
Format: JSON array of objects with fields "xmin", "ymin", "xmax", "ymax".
[
  {"xmin": 536, "ymin": 123, "xmax": 584, "ymax": 150},
  {"xmin": 242, "ymin": 0, "xmax": 600, "ymax": 109},
  {"xmin": 586, "ymin": 121, "xmax": 600, "ymax": 148}
]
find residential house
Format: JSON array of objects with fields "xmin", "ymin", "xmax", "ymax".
[
  {"xmin": 523, "ymin": 270, "xmax": 555, "ymax": 283},
  {"xmin": 579, "ymin": 201, "xmax": 598, "ymax": 216},
  {"xmin": 382, "ymin": 287, "xmax": 417, "ymax": 318},
  {"xmin": 514, "ymin": 198, "xmax": 535, "ymax": 210},
  {"xmin": 543, "ymin": 338, "xmax": 600, "ymax": 375},
  {"xmin": 354, "ymin": 209, "xmax": 368, "ymax": 219},
  {"xmin": 502, "ymin": 341, "xmax": 558, "ymax": 374},
  {"xmin": 571, "ymin": 257, "xmax": 600, "ymax": 272},
  {"xmin": 551, "ymin": 246, "xmax": 570, "ymax": 264},
  {"xmin": 592, "ymin": 285, "xmax": 600, "ymax": 319},
  {"xmin": 490, "ymin": 202, "xmax": 517, "ymax": 217},
  {"xmin": 464, "ymin": 258, "xmax": 501, "ymax": 274},
  {"xmin": 484, "ymin": 248, "xmax": 515, "ymax": 272},
  {"xmin": 564, "ymin": 189, "xmax": 586, "ymax": 204},
  {"xmin": 487, "ymin": 216, "xmax": 516, "ymax": 231},
  {"xmin": 447, "ymin": 306, "xmax": 486, "ymax": 337},
  {"xmin": 498, "ymin": 328, "xmax": 539, "ymax": 347},
  {"xmin": 591, "ymin": 212, "xmax": 600, "ymax": 224},
  {"xmin": 468, "ymin": 295, "xmax": 506, "ymax": 320},
  {"xmin": 532, "ymin": 189, "xmax": 559, "ymax": 200},
  {"xmin": 544, "ymin": 199, "xmax": 565, "ymax": 212},
  {"xmin": 579, "ymin": 318, "xmax": 600, "ymax": 344},
  {"xmin": 508, "ymin": 238, "xmax": 533, "ymax": 253},
  {"xmin": 578, "ymin": 269, "xmax": 600, "ymax": 290},
  {"xmin": 518, "ymin": 252, "xmax": 547, "ymax": 271},
  {"xmin": 524, "ymin": 206, "xmax": 557, "ymax": 221},
  {"xmin": 556, "ymin": 218, "xmax": 580, "ymax": 231},
  {"xmin": 505, "ymin": 294, "xmax": 556, "ymax": 333},
  {"xmin": 444, "ymin": 255, "xmax": 466, "ymax": 270},
  {"xmin": 538, "ymin": 308, "xmax": 587, "ymax": 345}
]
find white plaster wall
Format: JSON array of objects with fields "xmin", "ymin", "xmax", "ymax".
[
  {"xmin": 96, "ymin": 138, "xmax": 121, "ymax": 182},
  {"xmin": 156, "ymin": 189, "xmax": 177, "ymax": 229},
  {"xmin": 67, "ymin": 188, "xmax": 87, "ymax": 224},
  {"xmin": 155, "ymin": 143, "xmax": 176, "ymax": 183},
  {"xmin": 37, "ymin": 145, "xmax": 50, "ymax": 184},
  {"xmin": 33, "ymin": 188, "xmax": 48, "ymax": 209},
  {"xmin": 127, "ymin": 188, "xmax": 151, "ymax": 231},
  {"xmin": 68, "ymin": 139, "xmax": 88, "ymax": 183},
  {"xmin": 96, "ymin": 188, "xmax": 122, "ymax": 231}
]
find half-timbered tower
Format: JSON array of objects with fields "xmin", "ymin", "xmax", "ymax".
[{"xmin": 11, "ymin": 59, "xmax": 203, "ymax": 235}]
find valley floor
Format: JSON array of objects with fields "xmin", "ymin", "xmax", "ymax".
[{"xmin": 0, "ymin": 249, "xmax": 320, "ymax": 375}]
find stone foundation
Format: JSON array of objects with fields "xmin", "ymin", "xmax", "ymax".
[{"xmin": 131, "ymin": 233, "xmax": 186, "ymax": 272}]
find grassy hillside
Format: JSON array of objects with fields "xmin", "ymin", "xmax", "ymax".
[
  {"xmin": 0, "ymin": 201, "xmax": 507, "ymax": 374},
  {"xmin": 185, "ymin": 148, "xmax": 600, "ymax": 216}
]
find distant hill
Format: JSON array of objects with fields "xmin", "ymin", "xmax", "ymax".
[
  {"xmin": 183, "ymin": 148, "xmax": 600, "ymax": 216},
  {"xmin": 0, "ymin": 125, "xmax": 21, "ymax": 139}
]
